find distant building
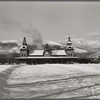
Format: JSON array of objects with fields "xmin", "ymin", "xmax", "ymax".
[{"xmin": 15, "ymin": 36, "xmax": 78, "ymax": 64}]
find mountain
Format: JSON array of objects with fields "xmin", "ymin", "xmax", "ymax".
[
  {"xmin": 58, "ymin": 39, "xmax": 100, "ymax": 52},
  {"xmin": 89, "ymin": 51, "xmax": 100, "ymax": 58},
  {"xmin": 74, "ymin": 47, "xmax": 88, "ymax": 53},
  {"xmin": 1, "ymin": 40, "xmax": 17, "ymax": 43},
  {"xmin": 43, "ymin": 40, "xmax": 88, "ymax": 53},
  {"xmin": 43, "ymin": 41, "xmax": 63, "ymax": 46},
  {"xmin": 0, "ymin": 40, "xmax": 20, "ymax": 54}
]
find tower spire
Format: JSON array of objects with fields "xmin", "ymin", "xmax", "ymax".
[
  {"xmin": 66, "ymin": 36, "xmax": 74, "ymax": 50},
  {"xmin": 20, "ymin": 37, "xmax": 29, "ymax": 57},
  {"xmin": 22, "ymin": 37, "xmax": 27, "ymax": 46},
  {"xmin": 67, "ymin": 36, "xmax": 72, "ymax": 46},
  {"xmin": 68, "ymin": 37, "xmax": 71, "ymax": 42}
]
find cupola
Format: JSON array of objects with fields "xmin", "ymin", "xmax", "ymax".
[
  {"xmin": 67, "ymin": 37, "xmax": 74, "ymax": 49},
  {"xmin": 20, "ymin": 37, "xmax": 29, "ymax": 57}
]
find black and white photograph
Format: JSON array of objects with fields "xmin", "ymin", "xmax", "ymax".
[{"xmin": 0, "ymin": 1, "xmax": 100, "ymax": 99}]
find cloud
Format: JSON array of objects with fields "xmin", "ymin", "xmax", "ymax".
[
  {"xmin": 86, "ymin": 32, "xmax": 100, "ymax": 36},
  {"xmin": 0, "ymin": 16, "xmax": 21, "ymax": 32}
]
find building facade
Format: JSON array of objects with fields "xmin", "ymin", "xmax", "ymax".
[{"xmin": 15, "ymin": 36, "xmax": 78, "ymax": 64}]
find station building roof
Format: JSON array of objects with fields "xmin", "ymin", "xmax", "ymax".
[{"xmin": 29, "ymin": 50, "xmax": 74, "ymax": 56}]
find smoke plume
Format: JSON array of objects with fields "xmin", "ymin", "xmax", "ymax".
[
  {"xmin": 23, "ymin": 23, "xmax": 43, "ymax": 49},
  {"xmin": 32, "ymin": 29, "xmax": 43, "ymax": 49}
]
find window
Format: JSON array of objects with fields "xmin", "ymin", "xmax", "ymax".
[
  {"xmin": 24, "ymin": 54, "xmax": 26, "ymax": 57},
  {"xmin": 68, "ymin": 54, "xmax": 70, "ymax": 56}
]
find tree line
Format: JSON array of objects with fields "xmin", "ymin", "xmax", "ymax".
[{"xmin": 0, "ymin": 53, "xmax": 20, "ymax": 64}]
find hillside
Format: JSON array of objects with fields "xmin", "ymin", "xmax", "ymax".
[
  {"xmin": 0, "ymin": 40, "xmax": 20, "ymax": 54},
  {"xmin": 89, "ymin": 51, "xmax": 100, "ymax": 58}
]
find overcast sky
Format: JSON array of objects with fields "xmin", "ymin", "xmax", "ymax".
[{"xmin": 0, "ymin": 2, "xmax": 100, "ymax": 43}]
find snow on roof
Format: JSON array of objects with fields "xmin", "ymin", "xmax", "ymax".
[
  {"xmin": 20, "ymin": 45, "xmax": 28, "ymax": 49},
  {"xmin": 29, "ymin": 49, "xmax": 75, "ymax": 56},
  {"xmin": 67, "ymin": 41, "xmax": 72, "ymax": 44},
  {"xmin": 52, "ymin": 50, "xmax": 66, "ymax": 55},
  {"xmin": 29, "ymin": 50, "xmax": 67, "ymax": 56},
  {"xmin": 67, "ymin": 45, "xmax": 73, "ymax": 48},
  {"xmin": 29, "ymin": 50, "xmax": 44, "ymax": 55}
]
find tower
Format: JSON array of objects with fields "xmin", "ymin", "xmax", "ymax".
[
  {"xmin": 65, "ymin": 37, "xmax": 74, "ymax": 57},
  {"xmin": 20, "ymin": 37, "xmax": 29, "ymax": 57}
]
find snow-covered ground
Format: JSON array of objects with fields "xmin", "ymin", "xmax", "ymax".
[
  {"xmin": 8, "ymin": 64, "xmax": 100, "ymax": 84},
  {"xmin": 0, "ymin": 64, "xmax": 22, "ymax": 98},
  {"xmin": 0, "ymin": 65, "xmax": 14, "ymax": 73},
  {"xmin": 1, "ymin": 64, "xmax": 100, "ymax": 99},
  {"xmin": 4, "ymin": 64, "xmax": 100, "ymax": 99}
]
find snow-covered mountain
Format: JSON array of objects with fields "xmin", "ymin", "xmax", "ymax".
[
  {"xmin": 74, "ymin": 47, "xmax": 88, "ymax": 53},
  {"xmin": 0, "ymin": 40, "xmax": 20, "ymax": 54},
  {"xmin": 43, "ymin": 41, "xmax": 63, "ymax": 46},
  {"xmin": 72, "ymin": 39, "xmax": 100, "ymax": 52},
  {"xmin": 1, "ymin": 40, "xmax": 18, "ymax": 43},
  {"xmin": 89, "ymin": 51, "xmax": 100, "ymax": 58},
  {"xmin": 43, "ymin": 40, "xmax": 88, "ymax": 53},
  {"xmin": 59, "ymin": 39, "xmax": 100, "ymax": 52}
]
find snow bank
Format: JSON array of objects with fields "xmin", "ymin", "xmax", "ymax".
[
  {"xmin": 0, "ymin": 65, "xmax": 13, "ymax": 73},
  {"xmin": 8, "ymin": 64, "xmax": 100, "ymax": 85}
]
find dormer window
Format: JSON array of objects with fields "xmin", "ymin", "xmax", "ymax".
[
  {"xmin": 23, "ymin": 46, "xmax": 25, "ymax": 48},
  {"xmin": 24, "ymin": 54, "xmax": 26, "ymax": 57},
  {"xmin": 68, "ymin": 46, "xmax": 71, "ymax": 48}
]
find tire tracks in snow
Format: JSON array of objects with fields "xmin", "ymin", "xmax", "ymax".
[
  {"xmin": 9, "ymin": 73, "xmax": 100, "ymax": 98},
  {"xmin": 9, "ymin": 74, "xmax": 100, "ymax": 88},
  {"xmin": 33, "ymin": 83, "xmax": 100, "ymax": 98},
  {"xmin": 0, "ymin": 65, "xmax": 23, "ymax": 98}
]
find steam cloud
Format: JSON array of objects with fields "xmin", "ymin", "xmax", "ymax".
[
  {"xmin": 0, "ymin": 16, "xmax": 43, "ymax": 49},
  {"xmin": 32, "ymin": 29, "xmax": 43, "ymax": 49},
  {"xmin": 23, "ymin": 23, "xmax": 43, "ymax": 49}
]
